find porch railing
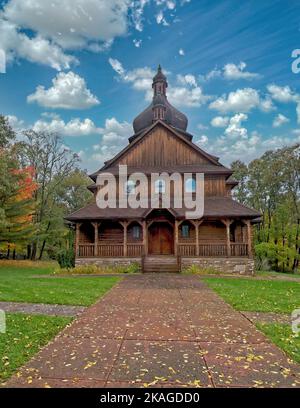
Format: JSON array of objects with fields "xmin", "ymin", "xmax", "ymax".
[
  {"xmin": 178, "ymin": 243, "xmax": 248, "ymax": 257},
  {"xmin": 98, "ymin": 244, "xmax": 124, "ymax": 257},
  {"xmin": 78, "ymin": 242, "xmax": 249, "ymax": 258}
]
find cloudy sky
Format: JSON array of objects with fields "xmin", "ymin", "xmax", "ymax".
[{"xmin": 1, "ymin": 0, "xmax": 300, "ymax": 172}]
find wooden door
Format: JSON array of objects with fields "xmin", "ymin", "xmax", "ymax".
[{"xmin": 148, "ymin": 223, "xmax": 174, "ymax": 255}]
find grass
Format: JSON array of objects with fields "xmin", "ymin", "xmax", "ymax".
[
  {"xmin": 204, "ymin": 277, "xmax": 300, "ymax": 313},
  {"xmin": 0, "ymin": 313, "xmax": 72, "ymax": 383},
  {"xmin": 256, "ymin": 270, "xmax": 300, "ymax": 279},
  {"xmin": 257, "ymin": 323, "xmax": 300, "ymax": 364},
  {"xmin": 0, "ymin": 261, "xmax": 120, "ymax": 306}
]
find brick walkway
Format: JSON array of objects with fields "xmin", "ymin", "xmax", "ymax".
[{"xmin": 6, "ymin": 275, "xmax": 300, "ymax": 388}]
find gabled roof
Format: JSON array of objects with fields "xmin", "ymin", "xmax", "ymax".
[{"xmin": 90, "ymin": 120, "xmax": 224, "ymax": 180}]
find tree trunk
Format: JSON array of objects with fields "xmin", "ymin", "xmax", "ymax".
[
  {"xmin": 27, "ymin": 245, "xmax": 31, "ymax": 260},
  {"xmin": 293, "ymin": 218, "xmax": 300, "ymax": 272},
  {"xmin": 6, "ymin": 245, "xmax": 10, "ymax": 259},
  {"xmin": 12, "ymin": 249, "xmax": 16, "ymax": 260},
  {"xmin": 39, "ymin": 222, "xmax": 51, "ymax": 260},
  {"xmin": 31, "ymin": 242, "xmax": 37, "ymax": 261}
]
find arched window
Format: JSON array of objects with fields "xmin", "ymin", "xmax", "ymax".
[
  {"xmin": 155, "ymin": 179, "xmax": 166, "ymax": 193},
  {"xmin": 181, "ymin": 224, "xmax": 190, "ymax": 238},
  {"xmin": 132, "ymin": 225, "xmax": 141, "ymax": 239},
  {"xmin": 185, "ymin": 178, "xmax": 196, "ymax": 193},
  {"xmin": 125, "ymin": 180, "xmax": 136, "ymax": 195}
]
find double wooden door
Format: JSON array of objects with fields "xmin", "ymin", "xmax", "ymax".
[{"xmin": 148, "ymin": 223, "xmax": 174, "ymax": 255}]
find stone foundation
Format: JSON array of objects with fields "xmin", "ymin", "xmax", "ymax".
[
  {"xmin": 75, "ymin": 257, "xmax": 142, "ymax": 268},
  {"xmin": 181, "ymin": 257, "xmax": 255, "ymax": 276}
]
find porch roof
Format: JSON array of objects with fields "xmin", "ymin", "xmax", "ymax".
[{"xmin": 65, "ymin": 197, "xmax": 261, "ymax": 222}]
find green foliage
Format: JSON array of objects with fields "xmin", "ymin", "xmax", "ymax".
[
  {"xmin": 182, "ymin": 264, "xmax": 220, "ymax": 275},
  {"xmin": 0, "ymin": 115, "xmax": 15, "ymax": 148},
  {"xmin": 56, "ymin": 248, "xmax": 75, "ymax": 269},
  {"xmin": 204, "ymin": 277, "xmax": 300, "ymax": 313},
  {"xmin": 0, "ymin": 313, "xmax": 71, "ymax": 383},
  {"xmin": 54, "ymin": 262, "xmax": 141, "ymax": 275},
  {"xmin": 0, "ymin": 262, "xmax": 120, "ymax": 306},
  {"xmin": 231, "ymin": 144, "xmax": 300, "ymax": 273}
]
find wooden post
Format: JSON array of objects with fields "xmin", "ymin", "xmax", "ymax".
[
  {"xmin": 174, "ymin": 220, "xmax": 179, "ymax": 256},
  {"xmin": 222, "ymin": 219, "xmax": 233, "ymax": 257},
  {"xmin": 121, "ymin": 221, "xmax": 128, "ymax": 257},
  {"xmin": 191, "ymin": 220, "xmax": 203, "ymax": 256},
  {"xmin": 75, "ymin": 223, "xmax": 82, "ymax": 257},
  {"xmin": 91, "ymin": 222, "xmax": 99, "ymax": 257},
  {"xmin": 143, "ymin": 220, "xmax": 148, "ymax": 256},
  {"xmin": 244, "ymin": 220, "xmax": 252, "ymax": 258}
]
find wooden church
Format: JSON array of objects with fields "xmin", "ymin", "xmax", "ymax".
[{"xmin": 66, "ymin": 66, "xmax": 260, "ymax": 274}]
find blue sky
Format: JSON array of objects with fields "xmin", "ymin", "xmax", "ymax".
[{"xmin": 0, "ymin": 0, "xmax": 300, "ymax": 172}]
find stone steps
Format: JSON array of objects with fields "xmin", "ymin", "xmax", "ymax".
[{"xmin": 143, "ymin": 256, "xmax": 179, "ymax": 273}]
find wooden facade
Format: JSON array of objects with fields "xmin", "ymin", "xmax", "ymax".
[{"xmin": 67, "ymin": 66, "xmax": 260, "ymax": 273}]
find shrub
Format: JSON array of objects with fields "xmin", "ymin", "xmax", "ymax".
[
  {"xmin": 182, "ymin": 264, "xmax": 220, "ymax": 275},
  {"xmin": 54, "ymin": 262, "xmax": 141, "ymax": 275},
  {"xmin": 56, "ymin": 249, "xmax": 75, "ymax": 269}
]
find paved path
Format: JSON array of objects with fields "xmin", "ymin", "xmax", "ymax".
[
  {"xmin": 0, "ymin": 301, "xmax": 86, "ymax": 317},
  {"xmin": 6, "ymin": 275, "xmax": 300, "ymax": 388}
]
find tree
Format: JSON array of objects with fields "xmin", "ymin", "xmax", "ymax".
[
  {"xmin": 0, "ymin": 115, "xmax": 15, "ymax": 148},
  {"xmin": 17, "ymin": 130, "xmax": 80, "ymax": 259},
  {"xmin": 231, "ymin": 144, "xmax": 300, "ymax": 273}
]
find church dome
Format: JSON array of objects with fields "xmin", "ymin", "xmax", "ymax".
[{"xmin": 133, "ymin": 65, "xmax": 188, "ymax": 134}]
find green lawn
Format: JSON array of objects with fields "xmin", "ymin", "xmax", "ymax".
[
  {"xmin": 0, "ymin": 313, "xmax": 72, "ymax": 383},
  {"xmin": 204, "ymin": 277, "xmax": 300, "ymax": 313},
  {"xmin": 0, "ymin": 262, "xmax": 120, "ymax": 306},
  {"xmin": 257, "ymin": 323, "xmax": 300, "ymax": 364}
]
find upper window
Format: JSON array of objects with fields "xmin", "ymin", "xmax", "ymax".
[
  {"xmin": 155, "ymin": 179, "xmax": 166, "ymax": 194},
  {"xmin": 181, "ymin": 224, "xmax": 190, "ymax": 238},
  {"xmin": 132, "ymin": 225, "xmax": 141, "ymax": 240},
  {"xmin": 125, "ymin": 180, "xmax": 136, "ymax": 195},
  {"xmin": 185, "ymin": 178, "xmax": 196, "ymax": 193}
]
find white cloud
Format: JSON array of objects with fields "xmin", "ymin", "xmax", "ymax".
[
  {"xmin": 211, "ymin": 116, "xmax": 229, "ymax": 128},
  {"xmin": 179, "ymin": 48, "xmax": 185, "ymax": 56},
  {"xmin": 133, "ymin": 39, "xmax": 142, "ymax": 48},
  {"xmin": 267, "ymin": 84, "xmax": 300, "ymax": 124},
  {"xmin": 223, "ymin": 62, "xmax": 260, "ymax": 80},
  {"xmin": 27, "ymin": 71, "xmax": 100, "ymax": 109},
  {"xmin": 273, "ymin": 113, "xmax": 290, "ymax": 128},
  {"xmin": 2, "ymin": 0, "xmax": 128, "ymax": 49},
  {"xmin": 156, "ymin": 11, "xmax": 169, "ymax": 26},
  {"xmin": 33, "ymin": 117, "xmax": 102, "ymax": 137},
  {"xmin": 0, "ymin": 19, "xmax": 76, "ymax": 70},
  {"xmin": 224, "ymin": 113, "xmax": 248, "ymax": 139},
  {"xmin": 209, "ymin": 88, "xmax": 265, "ymax": 114},
  {"xmin": 267, "ymin": 84, "xmax": 298, "ymax": 103},
  {"xmin": 196, "ymin": 135, "xmax": 208, "ymax": 146}
]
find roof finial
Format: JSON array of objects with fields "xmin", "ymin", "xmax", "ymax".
[{"xmin": 158, "ymin": 64, "xmax": 162, "ymax": 72}]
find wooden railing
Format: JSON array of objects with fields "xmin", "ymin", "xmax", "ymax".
[
  {"xmin": 178, "ymin": 243, "xmax": 196, "ymax": 256},
  {"xmin": 78, "ymin": 242, "xmax": 249, "ymax": 258},
  {"xmin": 231, "ymin": 243, "xmax": 249, "ymax": 257},
  {"xmin": 178, "ymin": 243, "xmax": 248, "ymax": 257},
  {"xmin": 199, "ymin": 244, "xmax": 227, "ymax": 257},
  {"xmin": 97, "ymin": 244, "xmax": 124, "ymax": 257},
  {"xmin": 78, "ymin": 244, "xmax": 94, "ymax": 257},
  {"xmin": 127, "ymin": 243, "xmax": 144, "ymax": 257}
]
